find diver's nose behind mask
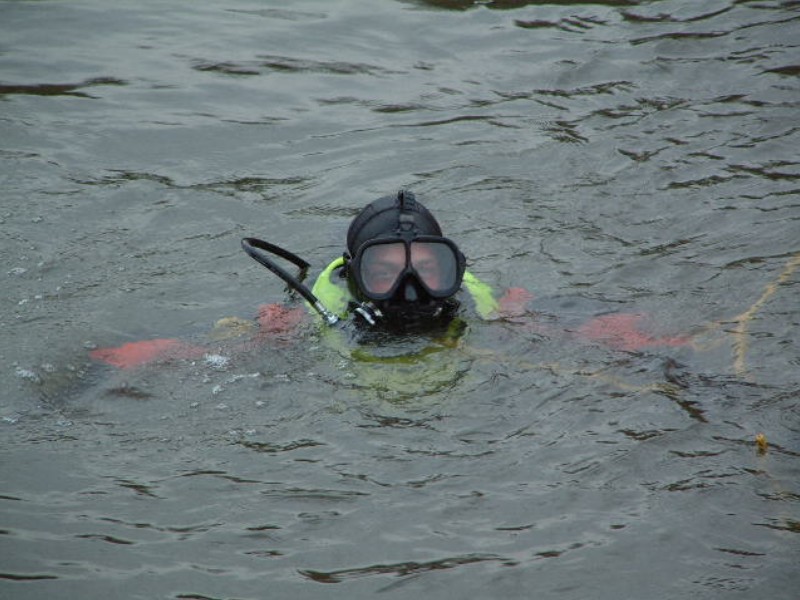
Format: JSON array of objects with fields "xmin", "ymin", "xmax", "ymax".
[
  {"xmin": 403, "ymin": 280, "xmax": 418, "ymax": 302},
  {"xmin": 351, "ymin": 237, "xmax": 465, "ymax": 302}
]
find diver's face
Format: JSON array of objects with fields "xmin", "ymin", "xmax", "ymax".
[{"xmin": 362, "ymin": 243, "xmax": 442, "ymax": 296}]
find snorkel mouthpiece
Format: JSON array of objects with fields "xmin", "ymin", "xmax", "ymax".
[{"xmin": 353, "ymin": 302, "xmax": 383, "ymax": 326}]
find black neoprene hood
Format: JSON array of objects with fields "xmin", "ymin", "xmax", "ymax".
[{"xmin": 346, "ymin": 190, "xmax": 443, "ymax": 256}]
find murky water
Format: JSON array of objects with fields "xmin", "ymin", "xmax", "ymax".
[{"xmin": 2, "ymin": 0, "xmax": 799, "ymax": 598}]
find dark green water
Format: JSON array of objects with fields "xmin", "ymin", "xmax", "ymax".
[{"xmin": 1, "ymin": 0, "xmax": 798, "ymax": 598}]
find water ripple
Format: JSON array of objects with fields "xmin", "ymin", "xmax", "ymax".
[
  {"xmin": 299, "ymin": 553, "xmax": 516, "ymax": 583},
  {"xmin": 0, "ymin": 77, "xmax": 126, "ymax": 98},
  {"xmin": 2, "ymin": 0, "xmax": 798, "ymax": 598}
]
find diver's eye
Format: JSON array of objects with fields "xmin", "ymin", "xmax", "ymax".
[
  {"xmin": 415, "ymin": 260, "xmax": 438, "ymax": 277},
  {"xmin": 368, "ymin": 268, "xmax": 395, "ymax": 283},
  {"xmin": 363, "ymin": 262, "xmax": 404, "ymax": 294}
]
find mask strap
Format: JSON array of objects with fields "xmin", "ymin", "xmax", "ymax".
[{"xmin": 397, "ymin": 189, "xmax": 416, "ymax": 211}]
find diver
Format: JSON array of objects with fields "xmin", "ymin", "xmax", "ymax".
[
  {"xmin": 306, "ymin": 189, "xmax": 499, "ymax": 330},
  {"xmin": 90, "ymin": 190, "xmax": 688, "ymax": 369}
]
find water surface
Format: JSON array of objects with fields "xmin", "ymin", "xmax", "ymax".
[{"xmin": 1, "ymin": 0, "xmax": 799, "ymax": 598}]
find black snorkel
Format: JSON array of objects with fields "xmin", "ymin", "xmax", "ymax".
[{"xmin": 241, "ymin": 238, "xmax": 340, "ymax": 326}]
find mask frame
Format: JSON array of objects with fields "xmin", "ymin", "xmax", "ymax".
[{"xmin": 349, "ymin": 235, "xmax": 466, "ymax": 303}]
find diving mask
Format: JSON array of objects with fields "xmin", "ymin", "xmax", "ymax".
[{"xmin": 349, "ymin": 236, "xmax": 465, "ymax": 303}]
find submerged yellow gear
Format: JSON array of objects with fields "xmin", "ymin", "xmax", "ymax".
[
  {"xmin": 309, "ymin": 257, "xmax": 500, "ymax": 402},
  {"xmin": 310, "ymin": 257, "xmax": 351, "ymax": 318}
]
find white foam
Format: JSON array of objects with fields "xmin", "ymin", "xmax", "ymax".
[
  {"xmin": 14, "ymin": 367, "xmax": 40, "ymax": 383},
  {"xmin": 204, "ymin": 354, "xmax": 230, "ymax": 369}
]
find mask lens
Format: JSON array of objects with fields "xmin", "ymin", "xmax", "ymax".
[
  {"xmin": 359, "ymin": 242, "xmax": 406, "ymax": 296},
  {"xmin": 410, "ymin": 241, "xmax": 459, "ymax": 294},
  {"xmin": 355, "ymin": 238, "xmax": 463, "ymax": 301}
]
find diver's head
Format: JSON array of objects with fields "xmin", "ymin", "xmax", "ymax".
[{"xmin": 345, "ymin": 190, "xmax": 466, "ymax": 324}]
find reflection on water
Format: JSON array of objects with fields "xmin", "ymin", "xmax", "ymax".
[
  {"xmin": 405, "ymin": 0, "xmax": 642, "ymax": 9},
  {"xmin": 0, "ymin": 77, "xmax": 127, "ymax": 98},
  {"xmin": 1, "ymin": 0, "xmax": 798, "ymax": 598}
]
